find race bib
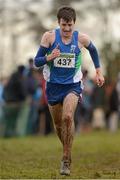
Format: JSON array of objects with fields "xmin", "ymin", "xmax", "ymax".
[{"xmin": 54, "ymin": 53, "xmax": 75, "ymax": 68}]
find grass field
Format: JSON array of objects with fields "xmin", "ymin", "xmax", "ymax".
[{"xmin": 0, "ymin": 130, "xmax": 120, "ymax": 179}]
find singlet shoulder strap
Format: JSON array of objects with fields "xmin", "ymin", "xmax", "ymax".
[
  {"xmin": 72, "ymin": 30, "xmax": 79, "ymax": 42},
  {"xmin": 55, "ymin": 28, "xmax": 61, "ymax": 42}
]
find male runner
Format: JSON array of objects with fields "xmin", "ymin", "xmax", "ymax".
[{"xmin": 34, "ymin": 6, "xmax": 105, "ymax": 176}]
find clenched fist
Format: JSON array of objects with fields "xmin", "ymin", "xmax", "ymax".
[
  {"xmin": 95, "ymin": 69, "xmax": 105, "ymax": 87},
  {"xmin": 47, "ymin": 44, "xmax": 60, "ymax": 62}
]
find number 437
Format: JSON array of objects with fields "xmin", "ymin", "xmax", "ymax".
[{"xmin": 57, "ymin": 58, "xmax": 71, "ymax": 66}]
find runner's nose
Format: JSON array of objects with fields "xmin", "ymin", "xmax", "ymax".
[{"xmin": 64, "ymin": 25, "xmax": 70, "ymax": 32}]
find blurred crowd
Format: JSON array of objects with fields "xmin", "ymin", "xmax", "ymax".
[
  {"xmin": 75, "ymin": 70, "xmax": 120, "ymax": 133},
  {"xmin": 0, "ymin": 59, "xmax": 120, "ymax": 137},
  {"xmin": 0, "ymin": 58, "xmax": 53, "ymax": 137}
]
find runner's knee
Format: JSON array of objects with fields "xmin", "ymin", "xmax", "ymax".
[{"xmin": 62, "ymin": 114, "xmax": 72, "ymax": 123}]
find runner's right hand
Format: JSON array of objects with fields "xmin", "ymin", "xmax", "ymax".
[{"xmin": 46, "ymin": 44, "xmax": 60, "ymax": 61}]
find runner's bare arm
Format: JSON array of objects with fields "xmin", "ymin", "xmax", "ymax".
[
  {"xmin": 34, "ymin": 31, "xmax": 60, "ymax": 66},
  {"xmin": 78, "ymin": 33, "xmax": 90, "ymax": 48},
  {"xmin": 78, "ymin": 33, "xmax": 104, "ymax": 87},
  {"xmin": 41, "ymin": 31, "xmax": 60, "ymax": 61},
  {"xmin": 41, "ymin": 31, "xmax": 54, "ymax": 48}
]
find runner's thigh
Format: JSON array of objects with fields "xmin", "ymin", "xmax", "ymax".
[
  {"xmin": 48, "ymin": 103, "xmax": 63, "ymax": 124},
  {"xmin": 62, "ymin": 93, "xmax": 79, "ymax": 119}
]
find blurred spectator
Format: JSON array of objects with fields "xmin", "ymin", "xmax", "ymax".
[
  {"xmin": 2, "ymin": 65, "xmax": 27, "ymax": 137},
  {"xmin": 108, "ymin": 84, "xmax": 119, "ymax": 132},
  {"xmin": 37, "ymin": 74, "xmax": 53, "ymax": 135},
  {"xmin": 26, "ymin": 68, "xmax": 42, "ymax": 134},
  {"xmin": 0, "ymin": 78, "xmax": 5, "ymax": 136},
  {"xmin": 116, "ymin": 72, "xmax": 120, "ymax": 117},
  {"xmin": 91, "ymin": 80, "xmax": 106, "ymax": 129},
  {"xmin": 25, "ymin": 57, "xmax": 34, "ymax": 76},
  {"xmin": 28, "ymin": 58, "xmax": 34, "ymax": 69},
  {"xmin": 0, "ymin": 78, "xmax": 4, "ymax": 105},
  {"xmin": 75, "ymin": 70, "xmax": 94, "ymax": 133},
  {"xmin": 105, "ymin": 77, "xmax": 119, "ymax": 132},
  {"xmin": 3, "ymin": 65, "xmax": 27, "ymax": 103}
]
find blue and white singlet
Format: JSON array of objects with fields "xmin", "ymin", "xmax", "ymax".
[{"xmin": 43, "ymin": 28, "xmax": 82, "ymax": 84}]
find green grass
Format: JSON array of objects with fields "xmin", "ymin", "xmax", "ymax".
[{"xmin": 0, "ymin": 130, "xmax": 120, "ymax": 179}]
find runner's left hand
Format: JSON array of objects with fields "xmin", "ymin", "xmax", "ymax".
[{"xmin": 95, "ymin": 70, "xmax": 105, "ymax": 87}]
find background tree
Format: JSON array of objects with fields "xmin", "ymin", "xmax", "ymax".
[{"xmin": 0, "ymin": 0, "xmax": 119, "ymax": 78}]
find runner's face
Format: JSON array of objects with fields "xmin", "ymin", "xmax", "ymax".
[{"xmin": 59, "ymin": 19, "xmax": 75, "ymax": 38}]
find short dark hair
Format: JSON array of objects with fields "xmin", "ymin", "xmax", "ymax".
[{"xmin": 57, "ymin": 6, "xmax": 76, "ymax": 23}]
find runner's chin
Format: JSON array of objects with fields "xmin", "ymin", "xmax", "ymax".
[{"xmin": 63, "ymin": 31, "xmax": 72, "ymax": 37}]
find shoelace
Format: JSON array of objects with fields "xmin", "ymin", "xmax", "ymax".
[{"xmin": 63, "ymin": 161, "xmax": 70, "ymax": 169}]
